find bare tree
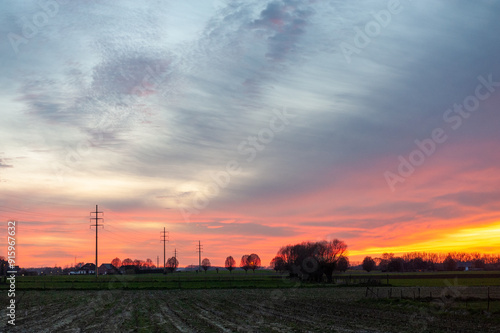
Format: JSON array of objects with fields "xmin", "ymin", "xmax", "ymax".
[
  {"xmin": 225, "ymin": 256, "xmax": 236, "ymax": 273},
  {"xmin": 240, "ymin": 255, "xmax": 250, "ymax": 273},
  {"xmin": 111, "ymin": 257, "xmax": 121, "ymax": 268},
  {"xmin": 317, "ymin": 239, "xmax": 347, "ymax": 283},
  {"xmin": 166, "ymin": 257, "xmax": 179, "ymax": 273},
  {"xmin": 248, "ymin": 253, "xmax": 261, "ymax": 272},
  {"xmin": 201, "ymin": 258, "xmax": 211, "ymax": 273},
  {"xmin": 362, "ymin": 256, "xmax": 375, "ymax": 272}
]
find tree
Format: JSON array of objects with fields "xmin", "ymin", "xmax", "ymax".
[
  {"xmin": 201, "ymin": 258, "xmax": 211, "ymax": 273},
  {"xmin": 166, "ymin": 257, "xmax": 179, "ymax": 273},
  {"xmin": 362, "ymin": 256, "xmax": 376, "ymax": 272},
  {"xmin": 377, "ymin": 253, "xmax": 394, "ymax": 272},
  {"xmin": 145, "ymin": 258, "xmax": 155, "ymax": 268},
  {"xmin": 443, "ymin": 255, "xmax": 457, "ymax": 271},
  {"xmin": 225, "ymin": 256, "xmax": 236, "ymax": 273},
  {"xmin": 240, "ymin": 255, "xmax": 250, "ymax": 273},
  {"xmin": 317, "ymin": 239, "xmax": 347, "ymax": 283},
  {"xmin": 472, "ymin": 258, "xmax": 485, "ymax": 269},
  {"xmin": 247, "ymin": 253, "xmax": 261, "ymax": 272},
  {"xmin": 387, "ymin": 257, "xmax": 404, "ymax": 272},
  {"xmin": 122, "ymin": 258, "xmax": 133, "ymax": 266},
  {"xmin": 111, "ymin": 257, "xmax": 121, "ymax": 268},
  {"xmin": 133, "ymin": 259, "xmax": 143, "ymax": 268},
  {"xmin": 270, "ymin": 256, "xmax": 285, "ymax": 272},
  {"xmin": 337, "ymin": 256, "xmax": 349, "ymax": 272}
]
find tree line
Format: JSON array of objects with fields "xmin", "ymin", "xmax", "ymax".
[{"xmin": 361, "ymin": 251, "xmax": 500, "ymax": 272}]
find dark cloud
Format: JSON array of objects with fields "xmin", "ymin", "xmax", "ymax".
[{"xmin": 435, "ymin": 191, "xmax": 500, "ymax": 208}]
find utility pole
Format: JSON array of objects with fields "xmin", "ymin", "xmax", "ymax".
[
  {"xmin": 90, "ymin": 205, "xmax": 103, "ymax": 278},
  {"xmin": 157, "ymin": 255, "xmax": 159, "ymax": 268},
  {"xmin": 196, "ymin": 241, "xmax": 203, "ymax": 273},
  {"xmin": 161, "ymin": 228, "xmax": 169, "ymax": 273}
]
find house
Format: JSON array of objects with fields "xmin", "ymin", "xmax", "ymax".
[
  {"xmin": 98, "ymin": 263, "xmax": 120, "ymax": 275},
  {"xmin": 70, "ymin": 263, "xmax": 96, "ymax": 275}
]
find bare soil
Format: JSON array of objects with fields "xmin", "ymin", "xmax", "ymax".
[{"xmin": 1, "ymin": 288, "xmax": 499, "ymax": 332}]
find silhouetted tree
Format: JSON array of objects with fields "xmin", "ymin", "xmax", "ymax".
[
  {"xmin": 145, "ymin": 258, "xmax": 155, "ymax": 268},
  {"xmin": 111, "ymin": 257, "xmax": 121, "ymax": 268},
  {"xmin": 443, "ymin": 255, "xmax": 457, "ymax": 271},
  {"xmin": 276, "ymin": 239, "xmax": 348, "ymax": 282},
  {"xmin": 122, "ymin": 258, "xmax": 134, "ymax": 266},
  {"xmin": 0, "ymin": 257, "xmax": 7, "ymax": 283},
  {"xmin": 225, "ymin": 256, "xmax": 236, "ymax": 273},
  {"xmin": 362, "ymin": 256, "xmax": 376, "ymax": 272},
  {"xmin": 407, "ymin": 257, "xmax": 426, "ymax": 271},
  {"xmin": 270, "ymin": 256, "xmax": 285, "ymax": 272},
  {"xmin": 337, "ymin": 256, "xmax": 349, "ymax": 272},
  {"xmin": 201, "ymin": 258, "xmax": 211, "ymax": 273},
  {"xmin": 248, "ymin": 254, "xmax": 261, "ymax": 272},
  {"xmin": 166, "ymin": 257, "xmax": 179, "ymax": 273},
  {"xmin": 317, "ymin": 239, "xmax": 347, "ymax": 283},
  {"xmin": 240, "ymin": 255, "xmax": 250, "ymax": 273},
  {"xmin": 472, "ymin": 259, "xmax": 485, "ymax": 269},
  {"xmin": 387, "ymin": 257, "xmax": 404, "ymax": 272},
  {"xmin": 376, "ymin": 253, "xmax": 394, "ymax": 272}
]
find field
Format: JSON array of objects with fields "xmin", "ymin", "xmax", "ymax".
[{"xmin": 2, "ymin": 271, "xmax": 500, "ymax": 332}]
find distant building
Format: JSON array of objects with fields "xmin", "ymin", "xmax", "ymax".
[
  {"xmin": 70, "ymin": 263, "xmax": 96, "ymax": 275},
  {"xmin": 457, "ymin": 261, "xmax": 472, "ymax": 271},
  {"xmin": 98, "ymin": 263, "xmax": 120, "ymax": 275}
]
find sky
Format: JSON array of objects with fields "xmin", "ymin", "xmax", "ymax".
[{"xmin": 1, "ymin": 0, "xmax": 500, "ymax": 268}]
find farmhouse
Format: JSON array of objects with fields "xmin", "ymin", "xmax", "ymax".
[
  {"xmin": 70, "ymin": 263, "xmax": 96, "ymax": 275},
  {"xmin": 98, "ymin": 263, "xmax": 120, "ymax": 275}
]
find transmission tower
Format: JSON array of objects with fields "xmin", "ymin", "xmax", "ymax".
[
  {"xmin": 90, "ymin": 205, "xmax": 103, "ymax": 278},
  {"xmin": 161, "ymin": 228, "xmax": 169, "ymax": 272},
  {"xmin": 196, "ymin": 241, "xmax": 203, "ymax": 273}
]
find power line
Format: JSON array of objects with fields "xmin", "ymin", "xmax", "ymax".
[{"xmin": 90, "ymin": 205, "xmax": 103, "ymax": 278}]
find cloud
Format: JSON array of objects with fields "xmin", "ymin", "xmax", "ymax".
[{"xmin": 0, "ymin": 158, "xmax": 13, "ymax": 168}]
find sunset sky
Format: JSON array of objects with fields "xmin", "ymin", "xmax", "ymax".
[{"xmin": 1, "ymin": 0, "xmax": 500, "ymax": 268}]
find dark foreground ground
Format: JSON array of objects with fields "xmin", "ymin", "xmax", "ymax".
[{"xmin": 1, "ymin": 287, "xmax": 499, "ymax": 332}]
